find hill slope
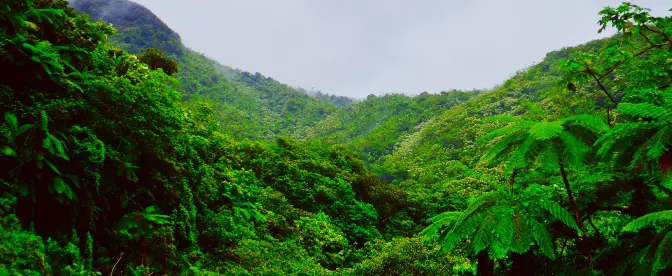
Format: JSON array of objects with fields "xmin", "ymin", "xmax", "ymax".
[{"xmin": 69, "ymin": 0, "xmax": 343, "ymax": 140}]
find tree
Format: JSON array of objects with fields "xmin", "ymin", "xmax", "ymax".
[
  {"xmin": 138, "ymin": 48, "xmax": 179, "ymax": 76},
  {"xmin": 481, "ymin": 115, "xmax": 608, "ymax": 232}
]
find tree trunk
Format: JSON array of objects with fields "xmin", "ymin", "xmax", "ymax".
[
  {"xmin": 477, "ymin": 250, "xmax": 494, "ymax": 276},
  {"xmin": 141, "ymin": 238, "xmax": 147, "ymax": 266},
  {"xmin": 632, "ymin": 177, "xmax": 648, "ymax": 217},
  {"xmin": 508, "ymin": 168, "xmax": 520, "ymax": 191},
  {"xmin": 511, "ymin": 252, "xmax": 535, "ymax": 276},
  {"xmin": 558, "ymin": 158, "xmax": 583, "ymax": 229},
  {"xmin": 558, "ymin": 157, "xmax": 591, "ymax": 263}
]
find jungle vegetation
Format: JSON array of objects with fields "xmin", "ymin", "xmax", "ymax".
[{"xmin": 1, "ymin": 0, "xmax": 672, "ymax": 275}]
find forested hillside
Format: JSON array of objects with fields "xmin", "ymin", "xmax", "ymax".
[
  {"xmin": 69, "ymin": 0, "xmax": 344, "ymax": 140},
  {"xmin": 2, "ymin": 0, "xmax": 672, "ymax": 275}
]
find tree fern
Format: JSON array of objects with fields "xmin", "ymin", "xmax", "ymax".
[
  {"xmin": 482, "ymin": 115, "xmax": 606, "ymax": 172},
  {"xmin": 423, "ymin": 190, "xmax": 559, "ymax": 261},
  {"xmin": 595, "ymin": 92, "xmax": 672, "ymax": 171}
]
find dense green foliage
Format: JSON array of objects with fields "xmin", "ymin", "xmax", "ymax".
[{"xmin": 3, "ymin": 0, "xmax": 672, "ymax": 275}]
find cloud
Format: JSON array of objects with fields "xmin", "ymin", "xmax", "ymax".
[{"xmin": 130, "ymin": 0, "xmax": 670, "ymax": 98}]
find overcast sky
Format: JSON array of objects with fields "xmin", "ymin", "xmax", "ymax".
[{"xmin": 131, "ymin": 0, "xmax": 670, "ymax": 98}]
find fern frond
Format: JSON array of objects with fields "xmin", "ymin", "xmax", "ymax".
[
  {"xmin": 617, "ymin": 102, "xmax": 670, "ymax": 120},
  {"xmin": 540, "ymin": 200, "xmax": 582, "ymax": 234},
  {"xmin": 482, "ymin": 133, "xmax": 526, "ymax": 163},
  {"xmin": 529, "ymin": 219, "xmax": 555, "ymax": 259},
  {"xmin": 510, "ymin": 212, "xmax": 533, "ymax": 254},
  {"xmin": 623, "ymin": 210, "xmax": 672, "ymax": 232},
  {"xmin": 473, "ymin": 212, "xmax": 497, "ymax": 254},
  {"xmin": 4, "ymin": 113, "xmax": 18, "ymax": 132},
  {"xmin": 644, "ymin": 126, "xmax": 672, "ymax": 160},
  {"xmin": 653, "ymin": 231, "xmax": 672, "ymax": 274},
  {"xmin": 560, "ymin": 114, "xmax": 610, "ymax": 134},
  {"xmin": 437, "ymin": 194, "xmax": 499, "ymax": 252},
  {"xmin": 530, "ymin": 121, "xmax": 564, "ymax": 140},
  {"xmin": 596, "ymin": 121, "xmax": 663, "ymax": 157},
  {"xmin": 509, "ymin": 134, "xmax": 537, "ymax": 169},
  {"xmin": 421, "ymin": 211, "xmax": 462, "ymax": 240},
  {"xmin": 427, "ymin": 211, "xmax": 462, "ymax": 223},
  {"xmin": 489, "ymin": 207, "xmax": 514, "ymax": 259},
  {"xmin": 663, "ymin": 88, "xmax": 672, "ymax": 107},
  {"xmin": 440, "ymin": 212, "xmax": 484, "ymax": 252},
  {"xmin": 558, "ymin": 132, "xmax": 589, "ymax": 169},
  {"xmin": 481, "ymin": 123, "xmax": 526, "ymax": 142},
  {"xmin": 1, "ymin": 146, "xmax": 16, "ymax": 157}
]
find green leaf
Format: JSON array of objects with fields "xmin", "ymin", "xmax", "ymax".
[
  {"xmin": 39, "ymin": 110, "xmax": 48, "ymax": 131},
  {"xmin": 653, "ymin": 232, "xmax": 672, "ymax": 274},
  {"xmin": 560, "ymin": 114, "xmax": 610, "ymax": 134},
  {"xmin": 14, "ymin": 123, "xmax": 32, "ymax": 139},
  {"xmin": 44, "ymin": 159, "xmax": 61, "ymax": 175},
  {"xmin": 540, "ymin": 200, "xmax": 582, "ymax": 234},
  {"xmin": 510, "ymin": 212, "xmax": 533, "ymax": 254},
  {"xmin": 421, "ymin": 211, "xmax": 461, "ymax": 240},
  {"xmin": 4, "ymin": 113, "xmax": 18, "ymax": 131},
  {"xmin": 489, "ymin": 207, "xmax": 514, "ymax": 259},
  {"xmin": 529, "ymin": 121, "xmax": 564, "ymax": 140},
  {"xmin": 1, "ymin": 146, "xmax": 15, "ymax": 157},
  {"xmin": 473, "ymin": 212, "xmax": 497, "ymax": 254},
  {"xmin": 54, "ymin": 176, "xmax": 66, "ymax": 194},
  {"xmin": 623, "ymin": 211, "xmax": 672, "ymax": 232},
  {"xmin": 529, "ymin": 219, "xmax": 555, "ymax": 259},
  {"xmin": 36, "ymin": 154, "xmax": 44, "ymax": 169},
  {"xmin": 618, "ymin": 103, "xmax": 669, "ymax": 120}
]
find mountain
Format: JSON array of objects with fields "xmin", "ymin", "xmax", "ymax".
[
  {"xmin": 69, "ymin": 0, "xmax": 345, "ymax": 140},
  {"xmin": 69, "ymin": 0, "xmax": 183, "ymax": 55}
]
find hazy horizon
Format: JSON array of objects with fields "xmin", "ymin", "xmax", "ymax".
[{"xmin": 130, "ymin": 0, "xmax": 670, "ymax": 98}]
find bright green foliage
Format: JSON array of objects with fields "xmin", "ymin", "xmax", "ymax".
[
  {"xmin": 4, "ymin": 0, "xmax": 672, "ymax": 275},
  {"xmin": 423, "ymin": 188, "xmax": 582, "ymax": 261},
  {"xmin": 302, "ymin": 91, "xmax": 476, "ymax": 164},
  {"xmin": 481, "ymin": 115, "xmax": 607, "ymax": 171}
]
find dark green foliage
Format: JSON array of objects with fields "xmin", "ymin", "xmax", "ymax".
[{"xmin": 138, "ymin": 48, "xmax": 179, "ymax": 76}]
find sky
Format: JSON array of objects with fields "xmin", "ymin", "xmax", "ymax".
[{"xmin": 131, "ymin": 0, "xmax": 671, "ymax": 98}]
